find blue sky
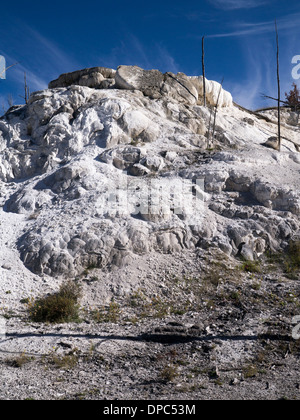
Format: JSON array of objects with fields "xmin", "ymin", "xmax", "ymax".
[{"xmin": 0, "ymin": 0, "xmax": 299, "ymax": 111}]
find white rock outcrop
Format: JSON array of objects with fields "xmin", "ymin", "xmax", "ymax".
[
  {"xmin": 0, "ymin": 65, "xmax": 299, "ymax": 278},
  {"xmin": 189, "ymin": 76, "xmax": 233, "ymax": 107},
  {"xmin": 115, "ymin": 65, "xmax": 199, "ymax": 105},
  {"xmin": 48, "ymin": 67, "xmax": 116, "ymax": 89}
]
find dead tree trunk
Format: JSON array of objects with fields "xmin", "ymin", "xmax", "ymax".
[
  {"xmin": 24, "ymin": 72, "xmax": 30, "ymax": 104},
  {"xmin": 206, "ymin": 78, "xmax": 224, "ymax": 149},
  {"xmin": 202, "ymin": 36, "xmax": 206, "ymax": 107},
  {"xmin": 0, "ymin": 61, "xmax": 18, "ymax": 79},
  {"xmin": 19, "ymin": 72, "xmax": 30, "ymax": 104},
  {"xmin": 275, "ymin": 20, "xmax": 281, "ymax": 151},
  {"xmin": 211, "ymin": 78, "xmax": 224, "ymax": 140}
]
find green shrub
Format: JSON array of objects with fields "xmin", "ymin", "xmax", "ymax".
[
  {"xmin": 28, "ymin": 281, "xmax": 81, "ymax": 323},
  {"xmin": 49, "ymin": 352, "xmax": 79, "ymax": 370},
  {"xmin": 283, "ymin": 240, "xmax": 300, "ymax": 278},
  {"xmin": 6, "ymin": 352, "xmax": 33, "ymax": 368},
  {"xmin": 243, "ymin": 364, "xmax": 258, "ymax": 379},
  {"xmin": 287, "ymin": 240, "xmax": 300, "ymax": 269},
  {"xmin": 240, "ymin": 260, "xmax": 261, "ymax": 273},
  {"xmin": 159, "ymin": 364, "xmax": 179, "ymax": 382},
  {"xmin": 91, "ymin": 300, "xmax": 121, "ymax": 323}
]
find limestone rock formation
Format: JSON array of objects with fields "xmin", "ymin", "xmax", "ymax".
[
  {"xmin": 115, "ymin": 66, "xmax": 164, "ymax": 97},
  {"xmin": 0, "ymin": 65, "xmax": 299, "ymax": 279},
  {"xmin": 48, "ymin": 67, "xmax": 116, "ymax": 89},
  {"xmin": 48, "ymin": 65, "xmax": 231, "ymax": 106},
  {"xmin": 189, "ymin": 76, "xmax": 233, "ymax": 107}
]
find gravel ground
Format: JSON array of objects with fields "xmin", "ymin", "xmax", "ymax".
[{"xmin": 1, "ymin": 248, "xmax": 300, "ymax": 400}]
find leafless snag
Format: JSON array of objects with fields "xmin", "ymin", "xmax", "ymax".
[
  {"xmin": 212, "ymin": 78, "xmax": 224, "ymax": 140},
  {"xmin": 275, "ymin": 20, "xmax": 281, "ymax": 151},
  {"xmin": 7, "ymin": 94, "xmax": 14, "ymax": 108},
  {"xmin": 19, "ymin": 72, "xmax": 30, "ymax": 104},
  {"xmin": 207, "ymin": 78, "xmax": 224, "ymax": 149},
  {"xmin": 261, "ymin": 94, "xmax": 288, "ymax": 106},
  {"xmin": 202, "ymin": 36, "xmax": 206, "ymax": 107},
  {"xmin": 0, "ymin": 61, "xmax": 18, "ymax": 79}
]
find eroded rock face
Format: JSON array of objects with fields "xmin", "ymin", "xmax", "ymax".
[
  {"xmin": 0, "ymin": 81, "xmax": 209, "ymax": 276},
  {"xmin": 8, "ymin": 159, "xmax": 206, "ymax": 276},
  {"xmin": 47, "ymin": 65, "xmax": 233, "ymax": 107},
  {"xmin": 189, "ymin": 76, "xmax": 233, "ymax": 107},
  {"xmin": 0, "ymin": 85, "xmax": 208, "ymax": 184},
  {"xmin": 48, "ymin": 67, "xmax": 116, "ymax": 89},
  {"xmin": 115, "ymin": 66, "xmax": 164, "ymax": 96},
  {"xmin": 114, "ymin": 66, "xmax": 199, "ymax": 105},
  {"xmin": 0, "ymin": 65, "xmax": 299, "ymax": 277},
  {"xmin": 47, "ymin": 65, "xmax": 211, "ymax": 106}
]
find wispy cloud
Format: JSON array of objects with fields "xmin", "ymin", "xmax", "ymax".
[
  {"xmin": 0, "ymin": 22, "xmax": 82, "ymax": 107},
  {"xmin": 2, "ymin": 50, "xmax": 48, "ymax": 89},
  {"xmin": 97, "ymin": 33, "xmax": 180, "ymax": 74},
  {"xmin": 225, "ymin": 42, "xmax": 274, "ymax": 109},
  {"xmin": 224, "ymin": 32, "xmax": 298, "ymax": 110},
  {"xmin": 207, "ymin": 0, "xmax": 269, "ymax": 10},
  {"xmin": 26, "ymin": 27, "xmax": 80, "ymax": 75},
  {"xmin": 154, "ymin": 45, "xmax": 180, "ymax": 73},
  {"xmin": 207, "ymin": 21, "xmax": 273, "ymax": 39},
  {"xmin": 13, "ymin": 65, "xmax": 48, "ymax": 92},
  {"xmin": 206, "ymin": 13, "xmax": 300, "ymax": 38}
]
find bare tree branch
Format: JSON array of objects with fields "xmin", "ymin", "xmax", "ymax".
[
  {"xmin": 212, "ymin": 77, "xmax": 224, "ymax": 141},
  {"xmin": 18, "ymin": 72, "xmax": 30, "ymax": 104},
  {"xmin": 0, "ymin": 61, "xmax": 19, "ymax": 79},
  {"xmin": 275, "ymin": 20, "xmax": 281, "ymax": 151},
  {"xmin": 261, "ymin": 94, "xmax": 289, "ymax": 106},
  {"xmin": 202, "ymin": 36, "xmax": 206, "ymax": 107},
  {"xmin": 206, "ymin": 78, "xmax": 224, "ymax": 149}
]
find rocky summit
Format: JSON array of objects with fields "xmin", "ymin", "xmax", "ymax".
[{"xmin": 0, "ymin": 65, "xmax": 300, "ymax": 400}]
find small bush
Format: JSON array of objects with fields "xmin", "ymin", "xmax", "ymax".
[
  {"xmin": 243, "ymin": 364, "xmax": 258, "ymax": 379},
  {"xmin": 287, "ymin": 240, "xmax": 300, "ymax": 269},
  {"xmin": 285, "ymin": 83, "xmax": 300, "ymax": 110},
  {"xmin": 49, "ymin": 352, "xmax": 79, "ymax": 370},
  {"xmin": 6, "ymin": 352, "xmax": 33, "ymax": 368},
  {"xmin": 92, "ymin": 300, "xmax": 121, "ymax": 323},
  {"xmin": 281, "ymin": 240, "xmax": 300, "ymax": 278},
  {"xmin": 159, "ymin": 364, "xmax": 179, "ymax": 382},
  {"xmin": 240, "ymin": 260, "xmax": 261, "ymax": 274},
  {"xmin": 28, "ymin": 281, "xmax": 81, "ymax": 323}
]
